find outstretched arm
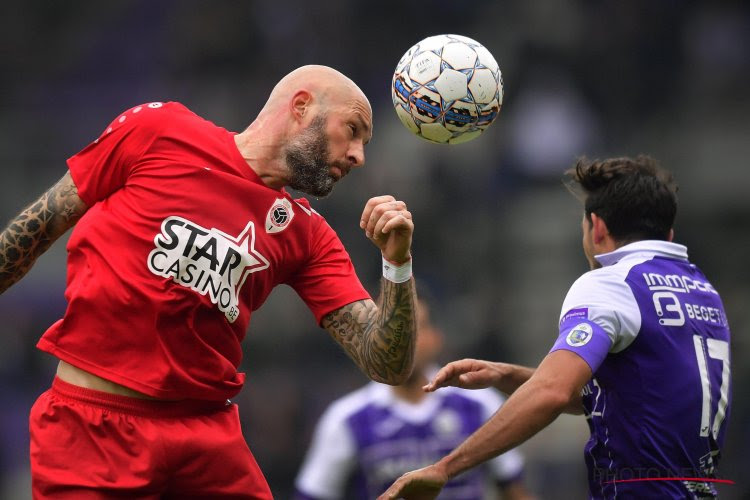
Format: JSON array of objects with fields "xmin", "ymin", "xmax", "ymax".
[
  {"xmin": 378, "ymin": 350, "xmax": 591, "ymax": 499},
  {"xmin": 425, "ymin": 358, "xmax": 583, "ymax": 415},
  {"xmin": 424, "ymin": 359, "xmax": 535, "ymax": 395},
  {"xmin": 323, "ymin": 195, "xmax": 416, "ymax": 385},
  {"xmin": 0, "ymin": 171, "xmax": 88, "ymax": 294}
]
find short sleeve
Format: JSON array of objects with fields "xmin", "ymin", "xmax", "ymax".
[
  {"xmin": 67, "ymin": 102, "xmax": 166, "ymax": 205},
  {"xmin": 288, "ymin": 215, "xmax": 371, "ymax": 324},
  {"xmin": 295, "ymin": 402, "xmax": 357, "ymax": 499},
  {"xmin": 550, "ymin": 270, "xmax": 642, "ymax": 372}
]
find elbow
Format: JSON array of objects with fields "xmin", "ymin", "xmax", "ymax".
[
  {"xmin": 366, "ymin": 358, "xmax": 415, "ymax": 386},
  {"xmin": 536, "ymin": 380, "xmax": 579, "ymax": 415},
  {"xmin": 390, "ymin": 366, "xmax": 414, "ymax": 386},
  {"xmin": 369, "ymin": 365, "xmax": 414, "ymax": 386},
  {"xmin": 563, "ymin": 395, "xmax": 584, "ymax": 415}
]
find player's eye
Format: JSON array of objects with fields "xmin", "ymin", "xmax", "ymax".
[{"xmin": 348, "ymin": 123, "xmax": 357, "ymax": 136}]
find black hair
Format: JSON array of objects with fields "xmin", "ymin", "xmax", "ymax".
[{"xmin": 567, "ymin": 155, "xmax": 678, "ymax": 242}]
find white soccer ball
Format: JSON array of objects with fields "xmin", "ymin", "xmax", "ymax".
[{"xmin": 391, "ymin": 34, "xmax": 504, "ymax": 144}]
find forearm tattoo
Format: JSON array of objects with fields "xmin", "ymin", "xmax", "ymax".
[
  {"xmin": 323, "ymin": 277, "xmax": 416, "ymax": 384},
  {"xmin": 0, "ymin": 172, "xmax": 87, "ymax": 293}
]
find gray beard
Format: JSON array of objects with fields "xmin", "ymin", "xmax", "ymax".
[{"xmin": 284, "ymin": 115, "xmax": 335, "ymax": 198}]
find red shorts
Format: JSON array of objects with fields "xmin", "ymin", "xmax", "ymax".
[{"xmin": 30, "ymin": 377, "xmax": 273, "ymax": 499}]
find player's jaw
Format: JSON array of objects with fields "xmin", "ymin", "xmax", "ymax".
[{"xmin": 284, "ymin": 114, "xmax": 339, "ymax": 198}]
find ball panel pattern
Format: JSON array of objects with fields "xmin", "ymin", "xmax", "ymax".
[{"xmin": 391, "ymin": 34, "xmax": 503, "ymax": 144}]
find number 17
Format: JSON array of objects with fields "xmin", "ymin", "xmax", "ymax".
[{"xmin": 693, "ymin": 335, "xmax": 730, "ymax": 439}]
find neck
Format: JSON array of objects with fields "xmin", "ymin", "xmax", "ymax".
[{"xmin": 233, "ymin": 118, "xmax": 288, "ymax": 189}]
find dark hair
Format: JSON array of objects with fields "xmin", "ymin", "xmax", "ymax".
[{"xmin": 567, "ymin": 155, "xmax": 678, "ymax": 242}]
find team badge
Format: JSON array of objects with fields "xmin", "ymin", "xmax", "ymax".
[
  {"xmin": 265, "ymin": 198, "xmax": 295, "ymax": 234},
  {"xmin": 566, "ymin": 323, "xmax": 593, "ymax": 347},
  {"xmin": 432, "ymin": 409, "xmax": 461, "ymax": 437}
]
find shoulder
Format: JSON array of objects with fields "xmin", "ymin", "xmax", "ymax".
[
  {"xmin": 290, "ymin": 196, "xmax": 317, "ymax": 216},
  {"xmin": 564, "ymin": 262, "xmax": 641, "ymax": 312},
  {"xmin": 569, "ymin": 264, "xmax": 630, "ymax": 293},
  {"xmin": 98, "ymin": 101, "xmax": 193, "ymax": 138},
  {"xmin": 562, "ymin": 261, "xmax": 646, "ymax": 350}
]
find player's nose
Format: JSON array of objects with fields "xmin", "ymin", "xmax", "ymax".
[{"xmin": 347, "ymin": 140, "xmax": 365, "ymax": 169}]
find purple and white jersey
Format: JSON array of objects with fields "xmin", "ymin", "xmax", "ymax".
[
  {"xmin": 295, "ymin": 372, "xmax": 524, "ymax": 499},
  {"xmin": 550, "ymin": 241, "xmax": 731, "ymax": 499}
]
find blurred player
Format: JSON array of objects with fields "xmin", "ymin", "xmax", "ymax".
[
  {"xmin": 380, "ymin": 156, "xmax": 731, "ymax": 499},
  {"xmin": 0, "ymin": 65, "xmax": 417, "ymax": 498},
  {"xmin": 295, "ymin": 296, "xmax": 534, "ymax": 500}
]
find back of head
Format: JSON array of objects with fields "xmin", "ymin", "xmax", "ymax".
[{"xmin": 567, "ymin": 155, "xmax": 678, "ymax": 243}]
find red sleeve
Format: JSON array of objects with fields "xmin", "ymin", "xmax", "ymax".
[
  {"xmin": 288, "ymin": 215, "xmax": 371, "ymax": 325},
  {"xmin": 67, "ymin": 102, "xmax": 166, "ymax": 205}
]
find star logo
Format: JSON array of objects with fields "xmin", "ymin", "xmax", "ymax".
[{"xmin": 147, "ymin": 216, "xmax": 270, "ymax": 323}]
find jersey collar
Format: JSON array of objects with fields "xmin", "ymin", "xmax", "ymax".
[{"xmin": 594, "ymin": 240, "xmax": 688, "ymax": 268}]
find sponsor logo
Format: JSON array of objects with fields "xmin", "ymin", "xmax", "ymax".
[
  {"xmin": 566, "ymin": 323, "xmax": 593, "ymax": 347},
  {"xmin": 147, "ymin": 216, "xmax": 269, "ymax": 323},
  {"xmin": 265, "ymin": 198, "xmax": 294, "ymax": 234},
  {"xmin": 561, "ymin": 307, "xmax": 588, "ymax": 324},
  {"xmin": 642, "ymin": 272, "xmax": 718, "ymax": 295}
]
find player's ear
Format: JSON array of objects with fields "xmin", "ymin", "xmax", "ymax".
[
  {"xmin": 667, "ymin": 228, "xmax": 674, "ymax": 242},
  {"xmin": 290, "ymin": 90, "xmax": 313, "ymax": 122},
  {"xmin": 590, "ymin": 212, "xmax": 610, "ymax": 244}
]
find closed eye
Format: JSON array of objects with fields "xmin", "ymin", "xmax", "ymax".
[{"xmin": 348, "ymin": 123, "xmax": 357, "ymax": 136}]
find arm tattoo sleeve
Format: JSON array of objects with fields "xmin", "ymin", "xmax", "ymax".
[
  {"xmin": 322, "ymin": 277, "xmax": 416, "ymax": 385},
  {"xmin": 0, "ymin": 171, "xmax": 88, "ymax": 294}
]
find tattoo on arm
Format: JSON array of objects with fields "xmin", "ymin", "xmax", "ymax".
[
  {"xmin": 323, "ymin": 277, "xmax": 416, "ymax": 385},
  {"xmin": 0, "ymin": 171, "xmax": 88, "ymax": 294}
]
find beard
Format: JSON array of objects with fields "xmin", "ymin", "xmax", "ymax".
[{"xmin": 283, "ymin": 115, "xmax": 336, "ymax": 198}]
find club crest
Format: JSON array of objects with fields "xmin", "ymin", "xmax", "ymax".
[{"xmin": 265, "ymin": 198, "xmax": 295, "ymax": 234}]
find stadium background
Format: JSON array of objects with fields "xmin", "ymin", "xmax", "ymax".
[{"xmin": 1, "ymin": 1, "xmax": 748, "ymax": 498}]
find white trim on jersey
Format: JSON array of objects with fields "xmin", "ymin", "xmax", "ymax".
[
  {"xmin": 560, "ymin": 240, "xmax": 687, "ymax": 354},
  {"xmin": 593, "ymin": 240, "xmax": 688, "ymax": 267}
]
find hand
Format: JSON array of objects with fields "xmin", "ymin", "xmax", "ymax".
[
  {"xmin": 423, "ymin": 359, "xmax": 506, "ymax": 392},
  {"xmin": 377, "ymin": 465, "xmax": 448, "ymax": 500},
  {"xmin": 360, "ymin": 195, "xmax": 413, "ymax": 264}
]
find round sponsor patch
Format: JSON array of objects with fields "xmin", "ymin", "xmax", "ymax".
[{"xmin": 566, "ymin": 323, "xmax": 593, "ymax": 347}]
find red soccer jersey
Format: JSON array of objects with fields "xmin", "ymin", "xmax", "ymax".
[{"xmin": 37, "ymin": 102, "xmax": 371, "ymax": 400}]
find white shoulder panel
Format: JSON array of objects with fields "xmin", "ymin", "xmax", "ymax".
[{"xmin": 560, "ymin": 262, "xmax": 643, "ymax": 353}]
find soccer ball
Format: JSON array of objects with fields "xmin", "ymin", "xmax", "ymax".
[{"xmin": 391, "ymin": 34, "xmax": 503, "ymax": 144}]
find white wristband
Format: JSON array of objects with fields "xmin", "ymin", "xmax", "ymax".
[{"xmin": 382, "ymin": 256, "xmax": 412, "ymax": 283}]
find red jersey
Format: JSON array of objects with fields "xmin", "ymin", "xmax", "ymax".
[{"xmin": 37, "ymin": 102, "xmax": 370, "ymax": 400}]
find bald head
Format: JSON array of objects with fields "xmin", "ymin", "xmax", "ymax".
[
  {"xmin": 235, "ymin": 65, "xmax": 372, "ymax": 196},
  {"xmin": 263, "ymin": 65, "xmax": 371, "ymax": 117}
]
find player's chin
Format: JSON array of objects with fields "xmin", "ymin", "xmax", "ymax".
[
  {"xmin": 329, "ymin": 165, "xmax": 348, "ymax": 181},
  {"xmin": 305, "ymin": 178, "xmax": 336, "ymax": 198}
]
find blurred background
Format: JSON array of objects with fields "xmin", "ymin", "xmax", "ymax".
[{"xmin": 1, "ymin": 1, "xmax": 748, "ymax": 498}]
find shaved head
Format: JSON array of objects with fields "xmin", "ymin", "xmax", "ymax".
[
  {"xmin": 266, "ymin": 65, "xmax": 370, "ymax": 113},
  {"xmin": 235, "ymin": 65, "xmax": 372, "ymax": 196}
]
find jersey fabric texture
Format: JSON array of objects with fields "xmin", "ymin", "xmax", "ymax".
[
  {"xmin": 30, "ymin": 377, "xmax": 273, "ymax": 499},
  {"xmin": 550, "ymin": 240, "xmax": 731, "ymax": 499},
  {"xmin": 295, "ymin": 372, "xmax": 524, "ymax": 499},
  {"xmin": 37, "ymin": 102, "xmax": 370, "ymax": 401}
]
